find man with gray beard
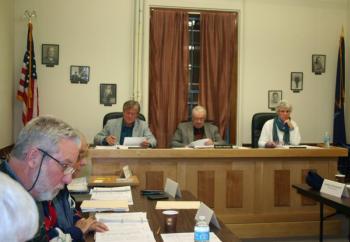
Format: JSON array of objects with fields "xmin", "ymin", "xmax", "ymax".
[{"xmin": 0, "ymin": 116, "xmax": 80, "ymax": 242}]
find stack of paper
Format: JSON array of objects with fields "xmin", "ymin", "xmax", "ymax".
[
  {"xmin": 161, "ymin": 232, "xmax": 221, "ymax": 242},
  {"xmin": 188, "ymin": 139, "xmax": 214, "ymax": 149},
  {"xmin": 95, "ymin": 212, "xmax": 155, "ymax": 242},
  {"xmin": 90, "ymin": 186, "xmax": 134, "ymax": 205},
  {"xmin": 80, "ymin": 200, "xmax": 129, "ymax": 212},
  {"xmin": 67, "ymin": 177, "xmax": 88, "ymax": 192}
]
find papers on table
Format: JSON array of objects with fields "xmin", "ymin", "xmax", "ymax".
[
  {"xmin": 278, "ymin": 145, "xmax": 321, "ymax": 149},
  {"xmin": 123, "ymin": 137, "xmax": 146, "ymax": 147},
  {"xmin": 155, "ymin": 201, "xmax": 201, "ymax": 210},
  {"xmin": 188, "ymin": 138, "xmax": 214, "ymax": 149},
  {"xmin": 95, "ymin": 212, "xmax": 147, "ymax": 223},
  {"xmin": 90, "ymin": 186, "xmax": 133, "ymax": 205},
  {"xmin": 161, "ymin": 232, "xmax": 221, "ymax": 242},
  {"xmin": 95, "ymin": 212, "xmax": 155, "ymax": 242},
  {"xmin": 80, "ymin": 200, "xmax": 129, "ymax": 212},
  {"xmin": 95, "ymin": 145, "xmax": 116, "ymax": 150},
  {"xmin": 67, "ymin": 177, "xmax": 88, "ymax": 192}
]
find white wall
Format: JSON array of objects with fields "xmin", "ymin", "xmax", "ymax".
[
  {"xmin": 241, "ymin": 0, "xmax": 348, "ymax": 144},
  {"xmin": 12, "ymin": 0, "xmax": 349, "ymax": 145},
  {"xmin": 14, "ymin": 0, "xmax": 135, "ymax": 143},
  {"xmin": 0, "ymin": 0, "xmax": 14, "ymax": 147}
]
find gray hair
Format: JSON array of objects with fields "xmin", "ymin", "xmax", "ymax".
[
  {"xmin": 123, "ymin": 100, "xmax": 140, "ymax": 113},
  {"xmin": 276, "ymin": 100, "xmax": 293, "ymax": 113},
  {"xmin": 192, "ymin": 105, "xmax": 207, "ymax": 117},
  {"xmin": 0, "ymin": 172, "xmax": 38, "ymax": 242},
  {"xmin": 11, "ymin": 116, "xmax": 80, "ymax": 160}
]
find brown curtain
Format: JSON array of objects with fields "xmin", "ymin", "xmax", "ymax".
[
  {"xmin": 199, "ymin": 12, "xmax": 238, "ymax": 142},
  {"xmin": 149, "ymin": 9, "xmax": 189, "ymax": 148}
]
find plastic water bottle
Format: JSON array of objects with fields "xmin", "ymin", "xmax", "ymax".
[
  {"xmin": 194, "ymin": 216, "xmax": 210, "ymax": 242},
  {"xmin": 323, "ymin": 132, "xmax": 330, "ymax": 148}
]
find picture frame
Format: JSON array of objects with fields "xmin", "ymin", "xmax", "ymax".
[
  {"xmin": 290, "ymin": 72, "xmax": 303, "ymax": 92},
  {"xmin": 42, "ymin": 44, "xmax": 59, "ymax": 67},
  {"xmin": 268, "ymin": 90, "xmax": 282, "ymax": 110},
  {"xmin": 70, "ymin": 66, "xmax": 90, "ymax": 84},
  {"xmin": 312, "ymin": 54, "xmax": 326, "ymax": 75},
  {"xmin": 100, "ymin": 83, "xmax": 117, "ymax": 106}
]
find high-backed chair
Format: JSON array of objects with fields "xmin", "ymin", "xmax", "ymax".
[
  {"xmin": 103, "ymin": 112, "xmax": 146, "ymax": 127},
  {"xmin": 251, "ymin": 112, "xmax": 276, "ymax": 148}
]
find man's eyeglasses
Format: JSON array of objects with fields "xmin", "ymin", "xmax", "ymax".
[{"xmin": 37, "ymin": 148, "xmax": 75, "ymax": 175}]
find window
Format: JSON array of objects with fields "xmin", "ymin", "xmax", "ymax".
[{"xmin": 188, "ymin": 14, "xmax": 200, "ymax": 119}]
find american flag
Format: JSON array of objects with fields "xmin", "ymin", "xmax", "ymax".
[{"xmin": 17, "ymin": 22, "xmax": 39, "ymax": 125}]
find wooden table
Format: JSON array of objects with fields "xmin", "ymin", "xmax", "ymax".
[
  {"xmin": 293, "ymin": 184, "xmax": 350, "ymax": 242},
  {"xmin": 90, "ymin": 147, "xmax": 347, "ymax": 238},
  {"xmin": 84, "ymin": 189, "xmax": 240, "ymax": 242}
]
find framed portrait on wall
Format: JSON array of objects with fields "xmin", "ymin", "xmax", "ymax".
[
  {"xmin": 312, "ymin": 54, "xmax": 326, "ymax": 75},
  {"xmin": 42, "ymin": 44, "xmax": 59, "ymax": 67},
  {"xmin": 268, "ymin": 90, "xmax": 282, "ymax": 110},
  {"xmin": 100, "ymin": 83, "xmax": 117, "ymax": 106},
  {"xmin": 290, "ymin": 72, "xmax": 303, "ymax": 93},
  {"xmin": 70, "ymin": 65, "xmax": 90, "ymax": 84}
]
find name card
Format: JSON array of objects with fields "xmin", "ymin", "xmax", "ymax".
[
  {"xmin": 121, "ymin": 165, "xmax": 132, "ymax": 179},
  {"xmin": 320, "ymin": 179, "xmax": 348, "ymax": 198},
  {"xmin": 195, "ymin": 202, "xmax": 221, "ymax": 229},
  {"xmin": 164, "ymin": 178, "xmax": 182, "ymax": 198}
]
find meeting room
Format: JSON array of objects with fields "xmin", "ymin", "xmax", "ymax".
[{"xmin": 1, "ymin": 0, "xmax": 350, "ymax": 241}]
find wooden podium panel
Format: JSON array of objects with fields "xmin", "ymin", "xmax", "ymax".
[{"xmin": 90, "ymin": 147, "xmax": 347, "ymax": 238}]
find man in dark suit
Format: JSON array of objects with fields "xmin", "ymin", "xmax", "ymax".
[{"xmin": 171, "ymin": 105, "xmax": 226, "ymax": 147}]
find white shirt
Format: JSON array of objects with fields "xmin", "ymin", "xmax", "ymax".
[{"xmin": 258, "ymin": 119, "xmax": 301, "ymax": 148}]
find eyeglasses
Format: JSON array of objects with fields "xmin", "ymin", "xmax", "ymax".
[{"xmin": 37, "ymin": 148, "xmax": 76, "ymax": 175}]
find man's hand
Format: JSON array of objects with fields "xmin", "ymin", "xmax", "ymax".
[
  {"xmin": 89, "ymin": 221, "xmax": 109, "ymax": 232},
  {"xmin": 105, "ymin": 135, "xmax": 117, "ymax": 145},
  {"xmin": 75, "ymin": 217, "xmax": 96, "ymax": 234},
  {"xmin": 204, "ymin": 139, "xmax": 214, "ymax": 145},
  {"xmin": 141, "ymin": 140, "xmax": 151, "ymax": 148},
  {"xmin": 265, "ymin": 141, "xmax": 277, "ymax": 148}
]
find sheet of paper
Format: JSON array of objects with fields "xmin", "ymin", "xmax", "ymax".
[
  {"xmin": 123, "ymin": 137, "xmax": 146, "ymax": 147},
  {"xmin": 90, "ymin": 186, "xmax": 133, "ymax": 205},
  {"xmin": 188, "ymin": 138, "xmax": 212, "ymax": 148},
  {"xmin": 67, "ymin": 177, "xmax": 88, "ymax": 192},
  {"xmin": 161, "ymin": 232, "xmax": 221, "ymax": 242},
  {"xmin": 95, "ymin": 145, "xmax": 116, "ymax": 150},
  {"xmin": 95, "ymin": 212, "xmax": 147, "ymax": 223},
  {"xmin": 155, "ymin": 201, "xmax": 200, "ymax": 210},
  {"xmin": 80, "ymin": 200, "xmax": 129, "ymax": 212},
  {"xmin": 95, "ymin": 222, "xmax": 155, "ymax": 242}
]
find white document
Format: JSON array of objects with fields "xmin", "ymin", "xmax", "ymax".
[
  {"xmin": 161, "ymin": 232, "xmax": 221, "ymax": 242},
  {"xmin": 67, "ymin": 177, "xmax": 88, "ymax": 192},
  {"xmin": 320, "ymin": 179, "xmax": 347, "ymax": 198},
  {"xmin": 164, "ymin": 178, "xmax": 181, "ymax": 198},
  {"xmin": 123, "ymin": 137, "xmax": 146, "ymax": 147},
  {"xmin": 96, "ymin": 212, "xmax": 147, "ymax": 223},
  {"xmin": 80, "ymin": 200, "xmax": 129, "ymax": 212},
  {"xmin": 188, "ymin": 138, "xmax": 214, "ymax": 148},
  {"xmin": 95, "ymin": 213, "xmax": 155, "ymax": 242},
  {"xmin": 282, "ymin": 145, "xmax": 321, "ymax": 149},
  {"xmin": 95, "ymin": 222, "xmax": 155, "ymax": 242},
  {"xmin": 90, "ymin": 186, "xmax": 133, "ymax": 205},
  {"xmin": 95, "ymin": 145, "xmax": 116, "ymax": 150}
]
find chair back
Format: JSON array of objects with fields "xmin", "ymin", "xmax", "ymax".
[
  {"xmin": 103, "ymin": 112, "xmax": 146, "ymax": 127},
  {"xmin": 251, "ymin": 112, "xmax": 276, "ymax": 148}
]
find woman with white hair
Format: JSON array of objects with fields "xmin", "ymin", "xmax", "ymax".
[
  {"xmin": 258, "ymin": 100, "xmax": 301, "ymax": 148},
  {"xmin": 0, "ymin": 171, "xmax": 38, "ymax": 242}
]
